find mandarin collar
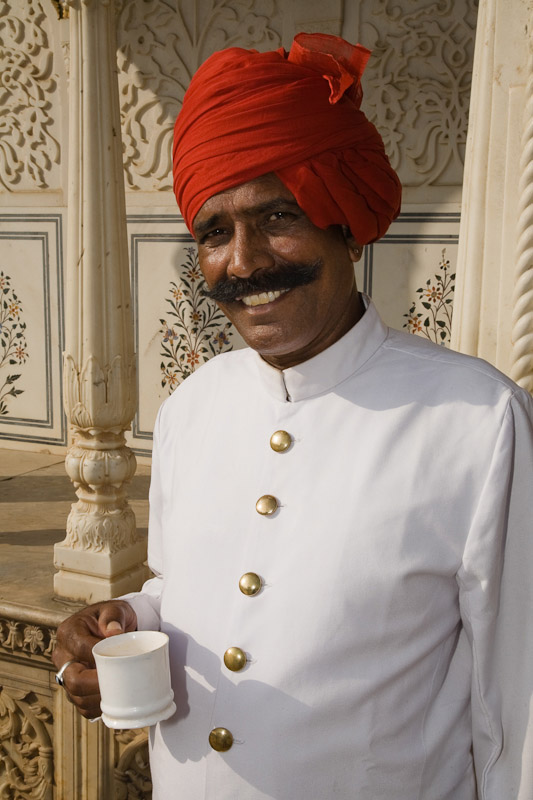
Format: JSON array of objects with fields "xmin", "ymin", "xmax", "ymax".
[{"xmin": 252, "ymin": 296, "xmax": 389, "ymax": 403}]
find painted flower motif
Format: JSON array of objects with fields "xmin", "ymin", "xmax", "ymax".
[
  {"xmin": 159, "ymin": 249, "xmax": 234, "ymax": 392},
  {"xmin": 0, "ymin": 271, "xmax": 28, "ymax": 415},
  {"xmin": 403, "ymin": 249, "xmax": 455, "ymax": 346},
  {"xmin": 405, "ymin": 315, "xmax": 423, "ymax": 333},
  {"xmin": 185, "ymin": 266, "xmax": 201, "ymax": 282},
  {"xmin": 186, "ymin": 350, "xmax": 200, "ymax": 366},
  {"xmin": 162, "ymin": 369, "xmax": 178, "ymax": 389},
  {"xmin": 213, "ymin": 330, "xmax": 230, "ymax": 349},
  {"xmin": 423, "ymin": 286, "xmax": 442, "ymax": 303},
  {"xmin": 162, "ymin": 327, "xmax": 178, "ymax": 342}
]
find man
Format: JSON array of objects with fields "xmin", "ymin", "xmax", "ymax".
[{"xmin": 53, "ymin": 34, "xmax": 533, "ymax": 799}]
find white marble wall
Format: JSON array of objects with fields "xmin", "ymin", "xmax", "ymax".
[
  {"xmin": 0, "ymin": 1, "xmax": 68, "ymax": 450},
  {"xmin": 0, "ymin": 0, "xmax": 478, "ymax": 456}
]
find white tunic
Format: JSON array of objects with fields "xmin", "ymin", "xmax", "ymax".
[{"xmin": 125, "ymin": 300, "xmax": 533, "ymax": 799}]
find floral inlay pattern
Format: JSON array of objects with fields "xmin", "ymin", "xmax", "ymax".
[
  {"xmin": 403, "ymin": 249, "xmax": 455, "ymax": 345},
  {"xmin": 0, "ymin": 271, "xmax": 28, "ymax": 415},
  {"xmin": 159, "ymin": 247, "xmax": 234, "ymax": 391}
]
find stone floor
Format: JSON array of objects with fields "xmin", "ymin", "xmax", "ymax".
[{"xmin": 0, "ymin": 448, "xmax": 150, "ymax": 620}]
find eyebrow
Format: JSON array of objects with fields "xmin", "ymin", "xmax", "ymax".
[
  {"xmin": 193, "ymin": 213, "xmax": 223, "ymax": 239},
  {"xmin": 193, "ymin": 196, "xmax": 301, "ymax": 239}
]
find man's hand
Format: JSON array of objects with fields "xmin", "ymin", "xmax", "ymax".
[{"xmin": 52, "ymin": 600, "xmax": 137, "ymax": 719}]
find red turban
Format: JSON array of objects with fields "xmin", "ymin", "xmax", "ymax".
[{"xmin": 173, "ymin": 33, "xmax": 401, "ymax": 245}]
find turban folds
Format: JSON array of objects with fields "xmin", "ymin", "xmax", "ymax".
[{"xmin": 173, "ymin": 33, "xmax": 401, "ymax": 245}]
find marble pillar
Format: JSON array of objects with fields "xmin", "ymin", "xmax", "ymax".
[
  {"xmin": 54, "ymin": 0, "xmax": 147, "ymax": 602},
  {"xmin": 451, "ymin": 0, "xmax": 533, "ymax": 388},
  {"xmin": 510, "ymin": 5, "xmax": 533, "ymax": 390}
]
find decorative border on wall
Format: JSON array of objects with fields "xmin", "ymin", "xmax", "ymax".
[
  {"xmin": 0, "ymin": 233, "xmax": 52, "ymax": 426},
  {"xmin": 0, "ymin": 214, "xmax": 66, "ymax": 446},
  {"xmin": 129, "ymin": 214, "xmax": 191, "ymax": 450},
  {"xmin": 361, "ymin": 212, "xmax": 461, "ymax": 295},
  {"xmin": 128, "ymin": 212, "xmax": 241, "ymax": 458},
  {"xmin": 0, "ymin": 616, "xmax": 56, "ymax": 666}
]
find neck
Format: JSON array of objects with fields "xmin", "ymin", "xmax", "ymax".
[{"xmin": 262, "ymin": 290, "xmax": 365, "ymax": 371}]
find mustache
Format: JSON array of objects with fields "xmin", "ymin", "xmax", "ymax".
[{"xmin": 202, "ymin": 259, "xmax": 322, "ymax": 303}]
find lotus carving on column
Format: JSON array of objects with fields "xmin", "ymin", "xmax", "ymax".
[{"xmin": 63, "ymin": 353, "xmax": 137, "ymax": 433}]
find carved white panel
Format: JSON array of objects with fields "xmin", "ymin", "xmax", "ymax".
[
  {"xmin": 0, "ymin": 0, "xmax": 62, "ymax": 192},
  {"xmin": 116, "ymin": 0, "xmax": 476, "ymax": 198},
  {"xmin": 116, "ymin": 0, "xmax": 283, "ymax": 193},
  {"xmin": 360, "ymin": 0, "xmax": 478, "ymax": 191}
]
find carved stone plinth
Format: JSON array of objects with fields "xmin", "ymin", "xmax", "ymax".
[{"xmin": 55, "ymin": 421, "xmax": 148, "ymax": 602}]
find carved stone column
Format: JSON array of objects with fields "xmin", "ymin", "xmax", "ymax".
[
  {"xmin": 510, "ymin": 5, "xmax": 533, "ymax": 391},
  {"xmin": 451, "ymin": 0, "xmax": 533, "ymax": 379},
  {"xmin": 54, "ymin": 0, "xmax": 147, "ymax": 602}
]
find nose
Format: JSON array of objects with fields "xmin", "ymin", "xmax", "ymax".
[{"xmin": 227, "ymin": 224, "xmax": 274, "ymax": 279}]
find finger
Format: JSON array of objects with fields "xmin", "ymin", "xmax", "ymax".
[
  {"xmin": 52, "ymin": 645, "xmax": 71, "ymax": 671},
  {"xmin": 61, "ymin": 662, "xmax": 100, "ymax": 698},
  {"xmin": 65, "ymin": 691, "xmax": 102, "ymax": 720},
  {"xmin": 55, "ymin": 620, "xmax": 101, "ymax": 666},
  {"xmin": 57, "ymin": 661, "xmax": 102, "ymax": 719}
]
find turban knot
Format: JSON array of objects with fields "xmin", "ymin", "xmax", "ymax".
[{"xmin": 173, "ymin": 33, "xmax": 401, "ymax": 245}]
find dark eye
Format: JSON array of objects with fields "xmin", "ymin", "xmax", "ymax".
[
  {"xmin": 200, "ymin": 227, "xmax": 228, "ymax": 245},
  {"xmin": 266, "ymin": 211, "xmax": 295, "ymax": 225}
]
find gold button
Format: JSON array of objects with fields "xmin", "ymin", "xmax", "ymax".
[
  {"xmin": 270, "ymin": 430, "xmax": 292, "ymax": 452},
  {"xmin": 224, "ymin": 646, "xmax": 247, "ymax": 672},
  {"xmin": 239, "ymin": 572, "xmax": 262, "ymax": 596},
  {"xmin": 209, "ymin": 727, "xmax": 234, "ymax": 752},
  {"xmin": 256, "ymin": 494, "xmax": 278, "ymax": 515}
]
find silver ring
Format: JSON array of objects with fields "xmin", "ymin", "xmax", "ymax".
[{"xmin": 55, "ymin": 660, "xmax": 77, "ymax": 687}]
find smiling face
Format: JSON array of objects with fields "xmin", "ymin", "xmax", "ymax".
[{"xmin": 193, "ymin": 174, "xmax": 364, "ymax": 370}]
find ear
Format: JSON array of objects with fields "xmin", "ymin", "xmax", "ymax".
[{"xmin": 341, "ymin": 226, "xmax": 363, "ymax": 263}]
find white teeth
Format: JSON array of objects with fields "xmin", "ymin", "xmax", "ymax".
[{"xmin": 241, "ymin": 289, "xmax": 289, "ymax": 307}]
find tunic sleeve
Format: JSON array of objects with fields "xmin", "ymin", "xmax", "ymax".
[
  {"xmin": 458, "ymin": 388, "xmax": 533, "ymax": 799},
  {"xmin": 120, "ymin": 404, "xmax": 165, "ymax": 630}
]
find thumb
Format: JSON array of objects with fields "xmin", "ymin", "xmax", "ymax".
[
  {"xmin": 104, "ymin": 620, "xmax": 124, "ymax": 637},
  {"xmin": 95, "ymin": 600, "xmax": 137, "ymax": 638}
]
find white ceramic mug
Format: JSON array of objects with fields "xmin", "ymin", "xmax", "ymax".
[{"xmin": 92, "ymin": 630, "xmax": 176, "ymax": 729}]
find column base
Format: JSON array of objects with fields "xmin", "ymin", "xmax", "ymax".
[{"xmin": 53, "ymin": 539, "xmax": 148, "ymax": 603}]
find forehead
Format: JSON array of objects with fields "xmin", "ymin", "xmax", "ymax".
[{"xmin": 193, "ymin": 174, "xmax": 299, "ymax": 230}]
